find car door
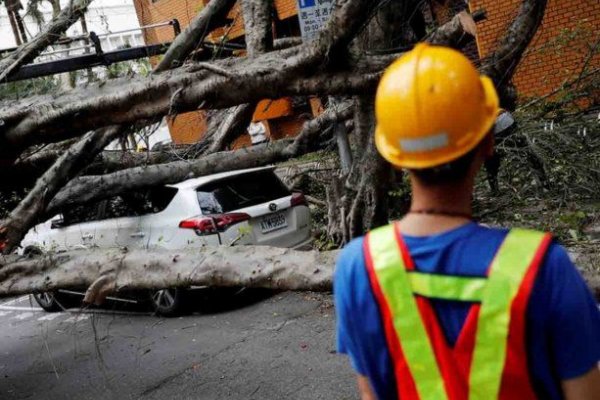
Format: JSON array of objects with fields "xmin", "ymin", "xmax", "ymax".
[
  {"xmin": 59, "ymin": 201, "xmax": 103, "ymax": 250},
  {"xmin": 94, "ymin": 194, "xmax": 145, "ymax": 249}
]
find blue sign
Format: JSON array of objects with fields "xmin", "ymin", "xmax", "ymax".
[{"xmin": 299, "ymin": 0, "xmax": 315, "ymax": 8}]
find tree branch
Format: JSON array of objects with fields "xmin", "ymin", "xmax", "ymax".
[
  {"xmin": 199, "ymin": 0, "xmax": 276, "ymax": 154},
  {"xmin": 480, "ymin": 0, "xmax": 548, "ymax": 103},
  {"xmin": 0, "ymin": 0, "xmax": 384, "ymax": 155},
  {"xmin": 205, "ymin": 103, "xmax": 257, "ymax": 153},
  {"xmin": 45, "ymin": 104, "xmax": 354, "ymax": 217},
  {"xmin": 0, "ymin": 0, "xmax": 94, "ymax": 82},
  {"xmin": 0, "ymin": 64, "xmax": 377, "ymax": 155},
  {"xmin": 154, "ymin": 0, "xmax": 238, "ymax": 73},
  {"xmin": 0, "ymin": 125, "xmax": 125, "ymax": 254}
]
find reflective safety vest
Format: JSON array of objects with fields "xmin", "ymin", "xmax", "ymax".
[{"xmin": 364, "ymin": 224, "xmax": 552, "ymax": 400}]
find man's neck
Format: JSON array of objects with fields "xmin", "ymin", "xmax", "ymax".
[{"xmin": 397, "ymin": 177, "xmax": 474, "ymax": 237}]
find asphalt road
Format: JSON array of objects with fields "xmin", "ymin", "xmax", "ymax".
[{"xmin": 0, "ymin": 290, "xmax": 356, "ymax": 400}]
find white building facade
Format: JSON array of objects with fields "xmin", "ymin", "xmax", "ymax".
[{"xmin": 0, "ymin": 0, "xmax": 144, "ymax": 52}]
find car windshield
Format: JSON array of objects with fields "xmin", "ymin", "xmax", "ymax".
[{"xmin": 196, "ymin": 170, "xmax": 290, "ymax": 214}]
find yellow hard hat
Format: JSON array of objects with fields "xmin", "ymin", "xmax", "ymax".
[{"xmin": 375, "ymin": 43, "xmax": 499, "ymax": 169}]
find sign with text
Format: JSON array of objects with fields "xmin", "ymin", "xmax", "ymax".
[{"xmin": 296, "ymin": 0, "xmax": 334, "ymax": 41}]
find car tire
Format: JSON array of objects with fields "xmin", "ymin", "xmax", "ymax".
[
  {"xmin": 33, "ymin": 292, "xmax": 67, "ymax": 312},
  {"xmin": 149, "ymin": 288, "xmax": 184, "ymax": 317}
]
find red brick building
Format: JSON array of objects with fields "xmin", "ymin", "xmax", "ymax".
[
  {"xmin": 468, "ymin": 0, "xmax": 599, "ymax": 99},
  {"xmin": 133, "ymin": 0, "xmax": 599, "ymax": 144}
]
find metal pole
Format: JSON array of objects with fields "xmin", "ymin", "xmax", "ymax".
[
  {"xmin": 335, "ymin": 122, "xmax": 353, "ymax": 174},
  {"xmin": 329, "ymin": 97, "xmax": 353, "ymax": 174}
]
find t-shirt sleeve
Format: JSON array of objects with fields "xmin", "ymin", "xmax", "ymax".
[
  {"xmin": 334, "ymin": 238, "xmax": 368, "ymax": 375},
  {"xmin": 541, "ymin": 243, "xmax": 600, "ymax": 380}
]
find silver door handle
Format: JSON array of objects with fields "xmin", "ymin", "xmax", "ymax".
[
  {"xmin": 130, "ymin": 232, "xmax": 146, "ymax": 238},
  {"xmin": 82, "ymin": 234, "xmax": 94, "ymax": 240}
]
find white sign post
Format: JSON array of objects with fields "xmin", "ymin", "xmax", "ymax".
[{"xmin": 296, "ymin": 0, "xmax": 335, "ymax": 41}]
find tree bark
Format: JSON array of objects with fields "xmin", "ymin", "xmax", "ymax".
[
  {"xmin": 0, "ymin": 247, "xmax": 336, "ymax": 302},
  {"xmin": 0, "ymin": 0, "xmax": 93, "ymax": 82},
  {"xmin": 0, "ymin": 59, "xmax": 379, "ymax": 155},
  {"xmin": 204, "ymin": 103, "xmax": 258, "ymax": 153},
  {"xmin": 154, "ymin": 0, "xmax": 239, "ymax": 73},
  {"xmin": 325, "ymin": 0, "xmax": 415, "ymax": 245},
  {"xmin": 0, "ymin": 247, "xmax": 598, "ymax": 302},
  {"xmin": 241, "ymin": 0, "xmax": 273, "ymax": 57}
]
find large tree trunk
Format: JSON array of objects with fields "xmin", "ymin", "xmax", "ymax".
[
  {"xmin": 0, "ymin": 0, "xmax": 384, "ymax": 156},
  {"xmin": 1, "ymin": 247, "xmax": 598, "ymax": 302},
  {"xmin": 324, "ymin": 0, "xmax": 416, "ymax": 244},
  {"xmin": 0, "ymin": 247, "xmax": 336, "ymax": 302},
  {"xmin": 326, "ymin": 96, "xmax": 393, "ymax": 245}
]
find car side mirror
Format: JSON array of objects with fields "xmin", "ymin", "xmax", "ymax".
[{"xmin": 51, "ymin": 218, "xmax": 65, "ymax": 229}]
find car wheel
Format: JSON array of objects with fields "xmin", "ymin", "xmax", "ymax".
[
  {"xmin": 150, "ymin": 288, "xmax": 184, "ymax": 317},
  {"xmin": 33, "ymin": 292, "xmax": 66, "ymax": 312}
]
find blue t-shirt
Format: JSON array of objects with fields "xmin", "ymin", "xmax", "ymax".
[{"xmin": 334, "ymin": 222, "xmax": 600, "ymax": 400}]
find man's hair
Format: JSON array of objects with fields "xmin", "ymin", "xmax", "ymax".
[{"xmin": 409, "ymin": 147, "xmax": 477, "ymax": 186}]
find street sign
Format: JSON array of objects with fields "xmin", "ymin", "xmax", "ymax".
[{"xmin": 296, "ymin": 0, "xmax": 334, "ymax": 41}]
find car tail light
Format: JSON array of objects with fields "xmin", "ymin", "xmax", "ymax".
[
  {"xmin": 179, "ymin": 213, "xmax": 251, "ymax": 235},
  {"xmin": 291, "ymin": 192, "xmax": 308, "ymax": 207}
]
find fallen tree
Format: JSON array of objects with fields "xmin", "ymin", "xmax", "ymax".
[
  {"xmin": 5, "ymin": 0, "xmax": 589, "ymax": 302},
  {"xmin": 1, "ymin": 247, "xmax": 598, "ymax": 304},
  {"xmin": 0, "ymin": 247, "xmax": 336, "ymax": 303}
]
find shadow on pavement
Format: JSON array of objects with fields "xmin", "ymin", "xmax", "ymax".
[
  {"xmin": 53, "ymin": 287, "xmax": 277, "ymax": 317},
  {"xmin": 186, "ymin": 287, "xmax": 277, "ymax": 315}
]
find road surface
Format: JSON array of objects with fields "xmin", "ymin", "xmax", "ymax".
[{"xmin": 0, "ymin": 290, "xmax": 356, "ymax": 400}]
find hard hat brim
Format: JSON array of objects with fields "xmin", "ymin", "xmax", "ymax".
[{"xmin": 375, "ymin": 76, "xmax": 500, "ymax": 170}]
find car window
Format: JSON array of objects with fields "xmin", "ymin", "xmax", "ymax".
[
  {"xmin": 100, "ymin": 187, "xmax": 178, "ymax": 220},
  {"xmin": 62, "ymin": 201, "xmax": 102, "ymax": 226},
  {"xmin": 147, "ymin": 187, "xmax": 178, "ymax": 213},
  {"xmin": 196, "ymin": 170, "xmax": 290, "ymax": 214}
]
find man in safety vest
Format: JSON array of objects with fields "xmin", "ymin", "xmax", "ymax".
[{"xmin": 334, "ymin": 43, "xmax": 600, "ymax": 400}]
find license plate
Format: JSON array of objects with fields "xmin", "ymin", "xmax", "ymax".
[{"xmin": 260, "ymin": 212, "xmax": 287, "ymax": 233}]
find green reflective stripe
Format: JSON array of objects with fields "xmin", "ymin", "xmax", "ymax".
[
  {"xmin": 409, "ymin": 273, "xmax": 486, "ymax": 302},
  {"xmin": 369, "ymin": 225, "xmax": 448, "ymax": 400},
  {"xmin": 469, "ymin": 229, "xmax": 545, "ymax": 400}
]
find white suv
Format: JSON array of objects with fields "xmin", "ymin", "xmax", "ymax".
[{"xmin": 23, "ymin": 166, "xmax": 312, "ymax": 315}]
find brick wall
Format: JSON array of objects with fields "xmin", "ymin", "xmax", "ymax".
[
  {"xmin": 133, "ymin": 0, "xmax": 203, "ymax": 46},
  {"xmin": 469, "ymin": 0, "xmax": 600, "ymax": 98},
  {"xmin": 219, "ymin": 0, "xmax": 299, "ymax": 40}
]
